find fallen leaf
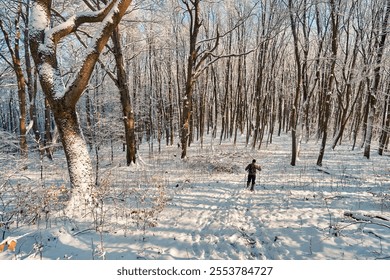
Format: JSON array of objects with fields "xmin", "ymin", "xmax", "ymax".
[{"xmin": 8, "ymin": 240, "xmax": 17, "ymax": 251}]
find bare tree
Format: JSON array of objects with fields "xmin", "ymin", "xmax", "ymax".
[
  {"xmin": 179, "ymin": 0, "xmax": 256, "ymax": 158},
  {"xmin": 364, "ymin": 0, "xmax": 390, "ymax": 158},
  {"xmin": 0, "ymin": 2, "xmax": 28, "ymax": 158},
  {"xmin": 331, "ymin": 2, "xmax": 361, "ymax": 149},
  {"xmin": 288, "ymin": 0, "xmax": 302, "ymax": 166},
  {"xmin": 379, "ymin": 79, "xmax": 390, "ymax": 155},
  {"xmin": 82, "ymin": 0, "xmax": 137, "ymax": 165},
  {"xmin": 316, "ymin": 0, "xmax": 340, "ymax": 166},
  {"xmin": 29, "ymin": 0, "xmax": 132, "ymax": 217},
  {"xmin": 180, "ymin": 0, "xmax": 220, "ymax": 158},
  {"xmin": 111, "ymin": 27, "xmax": 137, "ymax": 164}
]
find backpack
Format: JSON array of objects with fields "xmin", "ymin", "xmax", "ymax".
[{"xmin": 247, "ymin": 163, "xmax": 256, "ymax": 174}]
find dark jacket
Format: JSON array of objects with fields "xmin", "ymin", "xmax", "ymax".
[{"xmin": 245, "ymin": 163, "xmax": 262, "ymax": 176}]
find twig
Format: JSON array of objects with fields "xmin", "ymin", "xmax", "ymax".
[
  {"xmin": 344, "ymin": 212, "xmax": 390, "ymax": 229},
  {"xmin": 72, "ymin": 228, "xmax": 94, "ymax": 236}
]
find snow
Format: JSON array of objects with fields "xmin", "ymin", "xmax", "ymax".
[
  {"xmin": 47, "ymin": 15, "xmax": 77, "ymax": 40},
  {"xmin": 29, "ymin": 2, "xmax": 49, "ymax": 36},
  {"xmin": 0, "ymin": 134, "xmax": 389, "ymax": 261},
  {"xmin": 86, "ymin": 1, "xmax": 121, "ymax": 50},
  {"xmin": 29, "ymin": 1, "xmax": 123, "ymax": 101},
  {"xmin": 38, "ymin": 62, "xmax": 65, "ymax": 99},
  {"xmin": 60, "ymin": 126, "xmax": 95, "ymax": 214}
]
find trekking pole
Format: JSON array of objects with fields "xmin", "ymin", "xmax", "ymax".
[{"xmin": 244, "ymin": 174, "xmax": 247, "ymax": 188}]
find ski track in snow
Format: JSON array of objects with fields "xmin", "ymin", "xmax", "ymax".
[{"xmin": 157, "ymin": 183, "xmax": 271, "ymax": 260}]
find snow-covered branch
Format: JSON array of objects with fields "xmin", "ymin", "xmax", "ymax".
[
  {"xmin": 29, "ymin": 0, "xmax": 132, "ymax": 103},
  {"xmin": 49, "ymin": 0, "xmax": 117, "ymax": 45},
  {"xmin": 65, "ymin": 0, "xmax": 131, "ymax": 105}
]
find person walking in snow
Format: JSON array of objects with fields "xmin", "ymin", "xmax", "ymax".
[{"xmin": 245, "ymin": 159, "xmax": 262, "ymax": 191}]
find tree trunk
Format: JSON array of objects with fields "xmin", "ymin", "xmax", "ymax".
[
  {"xmin": 316, "ymin": 0, "xmax": 339, "ymax": 166},
  {"xmin": 331, "ymin": 25, "xmax": 360, "ymax": 149},
  {"xmin": 0, "ymin": 8, "xmax": 28, "ymax": 158},
  {"xmin": 54, "ymin": 107, "xmax": 95, "ymax": 213},
  {"xmin": 111, "ymin": 27, "xmax": 136, "ymax": 165},
  {"xmin": 44, "ymin": 97, "xmax": 54, "ymax": 160},
  {"xmin": 181, "ymin": 0, "xmax": 201, "ymax": 158},
  {"xmin": 23, "ymin": 2, "xmax": 42, "ymax": 154},
  {"xmin": 288, "ymin": 0, "xmax": 302, "ymax": 166},
  {"xmin": 167, "ymin": 54, "xmax": 175, "ymax": 146},
  {"xmin": 364, "ymin": 0, "xmax": 390, "ymax": 158},
  {"xmin": 29, "ymin": 0, "xmax": 132, "ymax": 218},
  {"xmin": 16, "ymin": 70, "xmax": 28, "ymax": 159},
  {"xmin": 379, "ymin": 81, "xmax": 390, "ymax": 155}
]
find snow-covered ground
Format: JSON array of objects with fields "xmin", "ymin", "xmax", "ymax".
[{"xmin": 1, "ymin": 134, "xmax": 389, "ymax": 260}]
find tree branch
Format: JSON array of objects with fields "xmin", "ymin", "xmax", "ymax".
[
  {"xmin": 64, "ymin": 0, "xmax": 132, "ymax": 106},
  {"xmin": 344, "ymin": 212, "xmax": 390, "ymax": 229},
  {"xmin": 49, "ymin": 0, "xmax": 117, "ymax": 44},
  {"xmin": 0, "ymin": 19, "xmax": 17, "ymax": 68}
]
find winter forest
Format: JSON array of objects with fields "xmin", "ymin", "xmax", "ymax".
[{"xmin": 1, "ymin": 0, "xmax": 390, "ymax": 261}]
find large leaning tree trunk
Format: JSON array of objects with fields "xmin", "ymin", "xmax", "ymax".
[{"xmin": 29, "ymin": 0, "xmax": 132, "ymax": 217}]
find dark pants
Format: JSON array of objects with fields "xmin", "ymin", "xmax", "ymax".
[{"xmin": 247, "ymin": 175, "xmax": 256, "ymax": 191}]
